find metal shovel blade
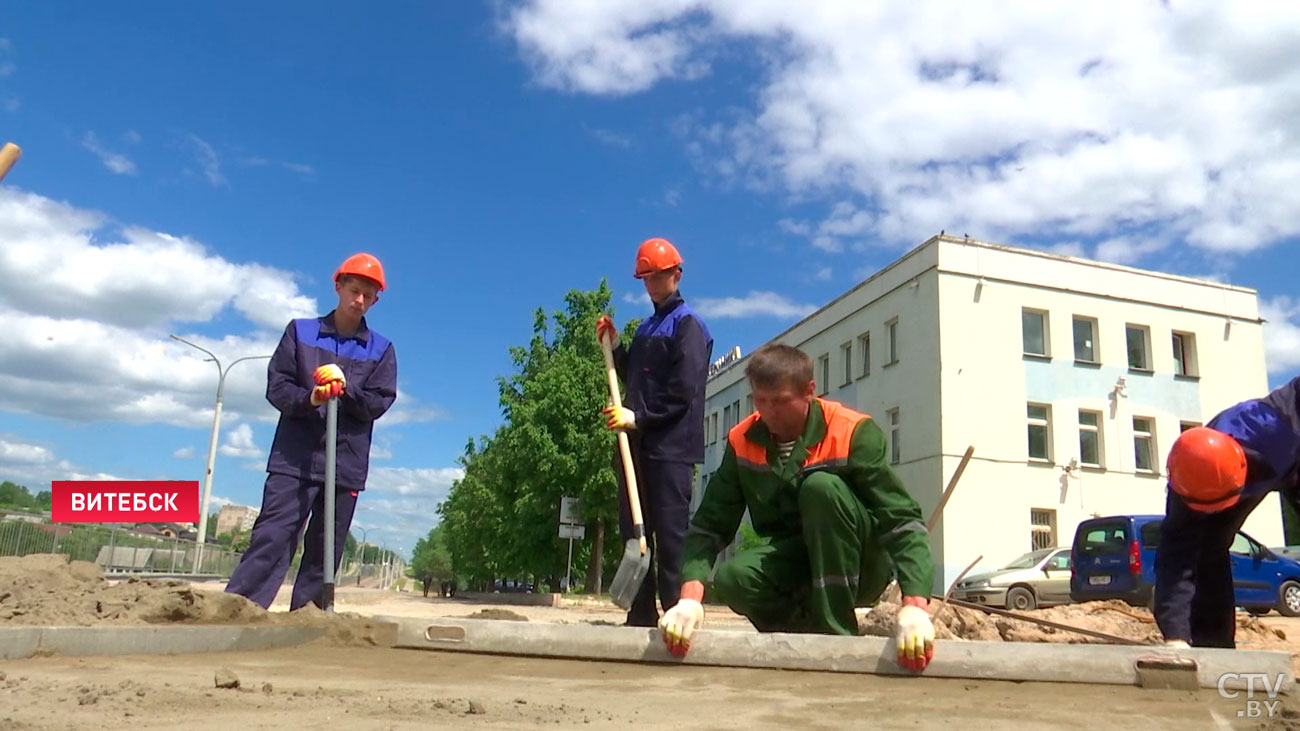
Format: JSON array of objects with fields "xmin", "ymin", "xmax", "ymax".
[{"xmin": 609, "ymin": 538, "xmax": 650, "ymax": 610}]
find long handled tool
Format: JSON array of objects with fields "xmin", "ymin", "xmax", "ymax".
[
  {"xmin": 600, "ymin": 333, "xmax": 651, "ymax": 610},
  {"xmin": 0, "ymin": 142, "xmax": 20, "ymax": 182},
  {"xmin": 321, "ymin": 397, "xmax": 338, "ymax": 612}
]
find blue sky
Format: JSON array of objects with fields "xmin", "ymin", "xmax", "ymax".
[{"xmin": 2, "ymin": 2, "xmax": 1299, "ymax": 556}]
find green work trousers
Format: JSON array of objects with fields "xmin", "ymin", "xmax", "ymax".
[{"xmin": 711, "ymin": 471, "xmax": 893, "ymax": 635}]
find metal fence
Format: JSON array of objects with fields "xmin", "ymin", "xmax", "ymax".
[{"xmin": 0, "ymin": 518, "xmax": 245, "ymax": 578}]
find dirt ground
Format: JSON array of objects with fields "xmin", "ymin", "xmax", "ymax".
[{"xmin": 4, "ymin": 555, "xmax": 1300, "ymax": 729}]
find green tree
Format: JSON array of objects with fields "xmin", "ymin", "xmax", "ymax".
[
  {"xmin": 408, "ymin": 523, "xmax": 454, "ymax": 594},
  {"xmin": 0, "ymin": 481, "xmax": 37, "ymax": 511},
  {"xmin": 438, "ymin": 282, "xmax": 636, "ymax": 593}
]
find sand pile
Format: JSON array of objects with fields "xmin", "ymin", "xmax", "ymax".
[
  {"xmin": 858, "ymin": 597, "xmax": 1290, "ymax": 647},
  {"xmin": 0, "ymin": 554, "xmax": 394, "ymax": 647}
]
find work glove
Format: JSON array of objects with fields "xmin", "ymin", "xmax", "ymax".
[
  {"xmin": 595, "ymin": 314, "xmax": 619, "ymax": 349},
  {"xmin": 1163, "ymin": 639, "xmax": 1191, "ymax": 649},
  {"xmin": 310, "ymin": 380, "xmax": 344, "ymax": 406},
  {"xmin": 313, "ymin": 363, "xmax": 346, "ymax": 388},
  {"xmin": 602, "ymin": 405, "xmax": 636, "ymax": 430},
  {"xmin": 895, "ymin": 597, "xmax": 935, "ymax": 673},
  {"xmin": 659, "ymin": 582, "xmax": 706, "ymax": 657}
]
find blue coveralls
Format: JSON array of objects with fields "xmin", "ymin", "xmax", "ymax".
[
  {"xmin": 1154, "ymin": 376, "xmax": 1300, "ymax": 647},
  {"xmin": 611, "ymin": 290, "xmax": 713, "ymax": 626},
  {"xmin": 225, "ymin": 312, "xmax": 397, "ymax": 610}
]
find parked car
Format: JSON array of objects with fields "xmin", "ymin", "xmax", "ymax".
[
  {"xmin": 951, "ymin": 547, "xmax": 1073, "ymax": 611},
  {"xmin": 1069, "ymin": 514, "xmax": 1300, "ymax": 616}
]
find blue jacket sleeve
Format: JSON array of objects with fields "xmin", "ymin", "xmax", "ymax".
[
  {"xmin": 633, "ymin": 315, "xmax": 710, "ymax": 430},
  {"xmin": 265, "ymin": 322, "xmax": 314, "ymax": 418},
  {"xmin": 340, "ymin": 341, "xmax": 397, "ymax": 422}
]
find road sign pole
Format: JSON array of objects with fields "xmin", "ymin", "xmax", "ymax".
[{"xmin": 565, "ymin": 536, "xmax": 574, "ymax": 594}]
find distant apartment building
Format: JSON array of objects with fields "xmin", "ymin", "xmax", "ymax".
[{"xmin": 215, "ymin": 504, "xmax": 259, "ymax": 537}]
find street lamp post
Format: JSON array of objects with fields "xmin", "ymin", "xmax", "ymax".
[{"xmin": 170, "ymin": 334, "xmax": 271, "ymax": 569}]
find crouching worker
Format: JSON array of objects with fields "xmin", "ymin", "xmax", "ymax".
[
  {"xmin": 1155, "ymin": 375, "xmax": 1300, "ymax": 649},
  {"xmin": 658, "ymin": 343, "xmax": 937, "ymax": 672}
]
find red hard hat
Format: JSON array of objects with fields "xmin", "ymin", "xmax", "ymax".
[
  {"xmin": 634, "ymin": 238, "xmax": 683, "ymax": 279},
  {"xmin": 335, "ymin": 253, "xmax": 386, "ymax": 292},
  {"xmin": 1167, "ymin": 426, "xmax": 1247, "ymax": 513}
]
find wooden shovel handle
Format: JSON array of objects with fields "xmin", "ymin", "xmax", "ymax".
[{"xmin": 599, "ymin": 332, "xmax": 647, "ymax": 556}]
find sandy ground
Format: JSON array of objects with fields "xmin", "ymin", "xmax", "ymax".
[
  {"xmin": 5, "ymin": 557, "xmax": 1300, "ymax": 729},
  {"xmin": 4, "ymin": 640, "xmax": 1298, "ymax": 730}
]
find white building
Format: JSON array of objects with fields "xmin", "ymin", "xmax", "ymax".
[
  {"xmin": 215, "ymin": 504, "xmax": 260, "ymax": 537},
  {"xmin": 698, "ymin": 234, "xmax": 1279, "ymax": 591}
]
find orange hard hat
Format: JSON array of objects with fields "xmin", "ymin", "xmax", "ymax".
[
  {"xmin": 1167, "ymin": 426, "xmax": 1247, "ymax": 513},
  {"xmin": 335, "ymin": 253, "xmax": 385, "ymax": 291},
  {"xmin": 634, "ymin": 238, "xmax": 683, "ymax": 279}
]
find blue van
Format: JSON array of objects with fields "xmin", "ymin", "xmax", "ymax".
[{"xmin": 1069, "ymin": 514, "xmax": 1300, "ymax": 616}]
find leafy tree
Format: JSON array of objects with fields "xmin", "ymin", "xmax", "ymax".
[
  {"xmin": 408, "ymin": 523, "xmax": 454, "ymax": 594},
  {"xmin": 438, "ymin": 282, "xmax": 637, "ymax": 593}
]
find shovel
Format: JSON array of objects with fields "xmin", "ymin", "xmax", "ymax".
[
  {"xmin": 321, "ymin": 397, "xmax": 338, "ymax": 612},
  {"xmin": 599, "ymin": 331, "xmax": 651, "ymax": 610}
]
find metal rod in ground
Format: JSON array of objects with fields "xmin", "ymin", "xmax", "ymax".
[
  {"xmin": 321, "ymin": 398, "xmax": 337, "ymax": 612},
  {"xmin": 937, "ymin": 596, "xmax": 1145, "ymax": 646},
  {"xmin": 927, "ymin": 445, "xmax": 974, "ymax": 533}
]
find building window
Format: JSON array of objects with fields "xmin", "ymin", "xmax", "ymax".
[
  {"xmin": 887, "ymin": 409, "xmax": 900, "ymax": 464},
  {"xmin": 818, "ymin": 354, "xmax": 830, "ymax": 395},
  {"xmin": 1180, "ymin": 420, "xmax": 1201, "ymax": 433},
  {"xmin": 841, "ymin": 342, "xmax": 853, "ymax": 386},
  {"xmin": 744, "ymin": 394, "xmax": 753, "ymax": 416},
  {"xmin": 1172, "ymin": 331, "xmax": 1198, "ymax": 377},
  {"xmin": 1133, "ymin": 417, "xmax": 1156, "ymax": 472},
  {"xmin": 1022, "ymin": 309, "xmax": 1048, "ymax": 357},
  {"xmin": 857, "ymin": 332, "xmax": 871, "ymax": 378},
  {"xmin": 1027, "ymin": 404, "xmax": 1051, "ymax": 461},
  {"xmin": 886, "ymin": 319, "xmax": 899, "ymax": 365},
  {"xmin": 1073, "ymin": 316, "xmax": 1098, "ymax": 363},
  {"xmin": 1030, "ymin": 509, "xmax": 1057, "ymax": 551},
  {"xmin": 1078, "ymin": 410, "xmax": 1103, "ymax": 467},
  {"xmin": 722, "ymin": 404, "xmax": 732, "ymax": 433},
  {"xmin": 731, "ymin": 400, "xmax": 740, "ymax": 427},
  {"xmin": 1126, "ymin": 325, "xmax": 1151, "ymax": 371}
]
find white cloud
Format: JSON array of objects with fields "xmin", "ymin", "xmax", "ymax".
[
  {"xmin": 622, "ymin": 291, "xmax": 652, "ymax": 307},
  {"xmin": 506, "ymin": 0, "xmax": 709, "ymax": 95},
  {"xmin": 0, "ymin": 436, "xmax": 54, "ymax": 464},
  {"xmin": 507, "ymin": 1, "xmax": 1300, "ymax": 258},
  {"xmin": 173, "ymin": 446, "xmax": 196, "ymax": 459},
  {"xmin": 241, "ymin": 156, "xmax": 317, "ymax": 177},
  {"xmin": 811, "ymin": 266, "xmax": 832, "ymax": 282},
  {"xmin": 0, "ymin": 188, "xmax": 318, "ymax": 426},
  {"xmin": 218, "ymin": 423, "xmax": 262, "ymax": 459},
  {"xmin": 352, "ymin": 466, "xmax": 466, "ymax": 555},
  {"xmin": 694, "ymin": 290, "xmax": 817, "ymax": 319},
  {"xmin": 189, "ymin": 134, "xmax": 225, "ymax": 186},
  {"xmin": 81, "ymin": 132, "xmax": 137, "ymax": 175},
  {"xmin": 586, "ymin": 126, "xmax": 633, "ymax": 148},
  {"xmin": 1261, "ymin": 296, "xmax": 1300, "ymax": 376},
  {"xmin": 0, "ymin": 436, "xmax": 124, "ymax": 490}
]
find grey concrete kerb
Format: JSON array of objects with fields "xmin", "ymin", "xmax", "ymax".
[
  {"xmin": 0, "ymin": 625, "xmax": 325, "ymax": 660},
  {"xmin": 383, "ymin": 615, "xmax": 1296, "ymax": 692}
]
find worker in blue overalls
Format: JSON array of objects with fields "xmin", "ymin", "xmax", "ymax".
[
  {"xmin": 226, "ymin": 253, "xmax": 397, "ymax": 610},
  {"xmin": 596, "ymin": 237, "xmax": 713, "ymax": 627},
  {"xmin": 1155, "ymin": 375, "xmax": 1300, "ymax": 648}
]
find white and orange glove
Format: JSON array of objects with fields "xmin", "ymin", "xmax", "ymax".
[
  {"xmin": 659, "ymin": 581, "xmax": 705, "ymax": 657},
  {"xmin": 602, "ymin": 405, "xmax": 636, "ymax": 431},
  {"xmin": 595, "ymin": 314, "xmax": 619, "ymax": 349},
  {"xmin": 313, "ymin": 364, "xmax": 346, "ymax": 388},
  {"xmin": 310, "ymin": 364, "xmax": 346, "ymax": 406},
  {"xmin": 310, "ymin": 380, "xmax": 344, "ymax": 406},
  {"xmin": 896, "ymin": 596, "xmax": 935, "ymax": 673}
]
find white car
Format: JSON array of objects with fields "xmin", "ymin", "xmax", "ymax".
[{"xmin": 950, "ymin": 547, "xmax": 1073, "ymax": 611}]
